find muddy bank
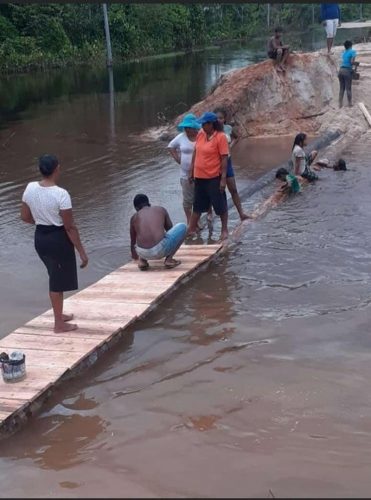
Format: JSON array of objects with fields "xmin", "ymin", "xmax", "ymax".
[{"xmin": 168, "ymin": 43, "xmax": 371, "ymax": 160}]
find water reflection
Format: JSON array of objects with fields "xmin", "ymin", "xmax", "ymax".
[
  {"xmin": 0, "ymin": 395, "xmax": 105, "ymax": 471},
  {"xmin": 108, "ymin": 67, "xmax": 116, "ymax": 142},
  {"xmin": 185, "ymin": 260, "xmax": 237, "ymax": 346}
]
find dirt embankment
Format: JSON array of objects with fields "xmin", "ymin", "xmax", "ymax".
[{"xmin": 171, "ymin": 43, "xmax": 371, "ymax": 157}]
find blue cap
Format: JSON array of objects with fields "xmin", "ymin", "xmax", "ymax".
[
  {"xmin": 197, "ymin": 112, "xmax": 218, "ymax": 125},
  {"xmin": 177, "ymin": 113, "xmax": 201, "ymax": 131}
]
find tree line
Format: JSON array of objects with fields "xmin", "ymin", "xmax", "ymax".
[{"xmin": 0, "ymin": 3, "xmax": 368, "ymax": 73}]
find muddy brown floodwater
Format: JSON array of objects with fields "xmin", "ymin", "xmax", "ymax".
[{"xmin": 1, "ymin": 35, "xmax": 371, "ymax": 497}]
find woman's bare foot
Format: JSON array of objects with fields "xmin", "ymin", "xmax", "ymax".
[
  {"xmin": 138, "ymin": 257, "xmax": 149, "ymax": 270},
  {"xmin": 62, "ymin": 313, "xmax": 74, "ymax": 322},
  {"xmin": 54, "ymin": 322, "xmax": 78, "ymax": 333},
  {"xmin": 240, "ymin": 213, "xmax": 251, "ymax": 221},
  {"xmin": 164, "ymin": 257, "xmax": 181, "ymax": 269}
]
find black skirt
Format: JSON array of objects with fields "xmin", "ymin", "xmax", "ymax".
[{"xmin": 34, "ymin": 225, "xmax": 78, "ymax": 293}]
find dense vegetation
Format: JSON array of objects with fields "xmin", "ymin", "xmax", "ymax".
[{"xmin": 0, "ymin": 3, "xmax": 369, "ymax": 73}]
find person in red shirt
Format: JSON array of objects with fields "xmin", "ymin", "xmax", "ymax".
[{"xmin": 188, "ymin": 112, "xmax": 229, "ymax": 241}]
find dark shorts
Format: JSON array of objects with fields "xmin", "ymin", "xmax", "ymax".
[
  {"xmin": 227, "ymin": 157, "xmax": 235, "ymax": 178},
  {"xmin": 35, "ymin": 225, "xmax": 78, "ymax": 293},
  {"xmin": 193, "ymin": 176, "xmax": 228, "ymax": 216},
  {"xmin": 268, "ymin": 50, "xmax": 278, "ymax": 60},
  {"xmin": 268, "ymin": 47, "xmax": 286, "ymax": 60}
]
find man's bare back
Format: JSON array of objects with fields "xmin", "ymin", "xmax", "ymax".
[
  {"xmin": 130, "ymin": 206, "xmax": 172, "ymax": 250},
  {"xmin": 130, "ymin": 194, "xmax": 186, "ymax": 271}
]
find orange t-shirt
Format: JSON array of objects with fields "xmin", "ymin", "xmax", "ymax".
[{"xmin": 194, "ymin": 130, "xmax": 229, "ymax": 179}]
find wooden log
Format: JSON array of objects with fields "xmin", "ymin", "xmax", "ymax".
[{"xmin": 358, "ymin": 102, "xmax": 371, "ymax": 127}]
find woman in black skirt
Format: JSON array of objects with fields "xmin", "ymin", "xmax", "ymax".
[{"xmin": 21, "ymin": 155, "xmax": 88, "ymax": 333}]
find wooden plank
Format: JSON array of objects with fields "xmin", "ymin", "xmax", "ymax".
[
  {"xmin": 13, "ymin": 327, "xmax": 110, "ymax": 340},
  {"xmin": 27, "ymin": 317, "xmax": 125, "ymax": 335},
  {"xmin": 0, "ymin": 412, "xmax": 12, "ymax": 420},
  {"xmin": 339, "ymin": 21, "xmax": 371, "ymax": 29},
  {"xmin": 359, "ymin": 102, "xmax": 371, "ymax": 128},
  {"xmin": 0, "ymin": 398, "xmax": 29, "ymax": 412},
  {"xmin": 0, "ymin": 349, "xmax": 82, "ymax": 369},
  {"xmin": 73, "ymin": 288, "xmax": 163, "ymax": 303},
  {"xmin": 0, "ymin": 242, "xmax": 222, "ymax": 437},
  {"xmin": 0, "ymin": 333, "xmax": 100, "ymax": 353}
]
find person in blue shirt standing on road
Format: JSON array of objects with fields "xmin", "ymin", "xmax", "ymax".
[
  {"xmin": 321, "ymin": 3, "xmax": 341, "ymax": 54},
  {"xmin": 338, "ymin": 40, "xmax": 357, "ymax": 108}
]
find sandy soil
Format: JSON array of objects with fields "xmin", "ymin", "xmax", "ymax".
[{"xmin": 171, "ymin": 42, "xmax": 371, "ymax": 162}]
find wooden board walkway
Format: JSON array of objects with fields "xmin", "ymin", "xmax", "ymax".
[
  {"xmin": 339, "ymin": 21, "xmax": 371, "ymax": 29},
  {"xmin": 0, "ymin": 243, "xmax": 221, "ymax": 437}
]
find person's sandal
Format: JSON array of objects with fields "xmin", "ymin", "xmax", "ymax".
[
  {"xmin": 138, "ymin": 261, "xmax": 149, "ymax": 271},
  {"xmin": 164, "ymin": 259, "xmax": 181, "ymax": 269}
]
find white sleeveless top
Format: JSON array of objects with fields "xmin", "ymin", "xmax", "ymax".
[{"xmin": 22, "ymin": 181, "xmax": 72, "ymax": 226}]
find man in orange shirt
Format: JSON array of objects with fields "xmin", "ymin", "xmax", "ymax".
[{"xmin": 188, "ymin": 112, "xmax": 229, "ymax": 241}]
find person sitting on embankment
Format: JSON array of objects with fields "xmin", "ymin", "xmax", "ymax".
[
  {"xmin": 267, "ymin": 27, "xmax": 290, "ymax": 73},
  {"xmin": 130, "ymin": 194, "xmax": 187, "ymax": 271},
  {"xmin": 292, "ymin": 133, "xmax": 318, "ymax": 182}
]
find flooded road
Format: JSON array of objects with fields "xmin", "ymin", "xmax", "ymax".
[
  {"xmin": 1, "ymin": 34, "xmax": 371, "ymax": 497},
  {"xmin": 1, "ymin": 139, "xmax": 371, "ymax": 498},
  {"xmin": 0, "ymin": 41, "xmax": 274, "ymax": 337}
]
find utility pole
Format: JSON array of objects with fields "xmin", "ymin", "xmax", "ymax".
[
  {"xmin": 267, "ymin": 3, "xmax": 271, "ymax": 28},
  {"xmin": 102, "ymin": 3, "xmax": 113, "ymax": 67},
  {"xmin": 359, "ymin": 3, "xmax": 363, "ymax": 21},
  {"xmin": 108, "ymin": 66, "xmax": 116, "ymax": 141},
  {"xmin": 312, "ymin": 4, "xmax": 315, "ymax": 25}
]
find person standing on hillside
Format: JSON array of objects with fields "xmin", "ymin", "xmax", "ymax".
[
  {"xmin": 338, "ymin": 40, "xmax": 357, "ymax": 108},
  {"xmin": 321, "ymin": 3, "xmax": 341, "ymax": 54}
]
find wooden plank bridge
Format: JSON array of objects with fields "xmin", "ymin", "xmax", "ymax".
[{"xmin": 0, "ymin": 243, "xmax": 222, "ymax": 437}]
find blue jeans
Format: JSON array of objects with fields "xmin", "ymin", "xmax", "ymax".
[
  {"xmin": 136, "ymin": 223, "xmax": 187, "ymax": 260},
  {"xmin": 226, "ymin": 156, "xmax": 235, "ymax": 178}
]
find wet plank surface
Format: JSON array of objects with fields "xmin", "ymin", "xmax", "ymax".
[{"xmin": 0, "ymin": 244, "xmax": 221, "ymax": 432}]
